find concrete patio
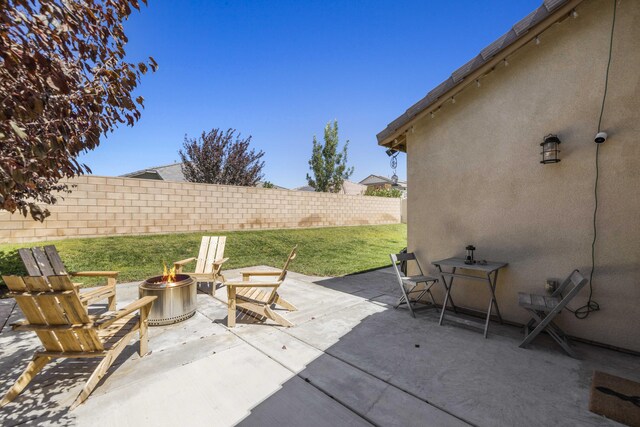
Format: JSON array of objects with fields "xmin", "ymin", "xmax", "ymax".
[{"xmin": 0, "ymin": 267, "xmax": 638, "ymax": 426}]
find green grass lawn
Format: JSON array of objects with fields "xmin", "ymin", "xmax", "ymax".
[{"xmin": 0, "ymin": 224, "xmax": 406, "ymax": 286}]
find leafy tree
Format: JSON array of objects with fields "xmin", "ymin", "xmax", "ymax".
[
  {"xmin": 364, "ymin": 187, "xmax": 403, "ymax": 198},
  {"xmin": 306, "ymin": 120, "xmax": 354, "ymax": 193},
  {"xmin": 0, "ymin": 0, "xmax": 156, "ymax": 221},
  {"xmin": 179, "ymin": 128, "xmax": 265, "ymax": 186},
  {"xmin": 262, "ymin": 181, "xmax": 275, "ymax": 189}
]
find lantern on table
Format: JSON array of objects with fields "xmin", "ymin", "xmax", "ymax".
[{"xmin": 465, "ymin": 245, "xmax": 476, "ymax": 265}]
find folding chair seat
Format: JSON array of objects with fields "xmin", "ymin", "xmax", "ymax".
[
  {"xmin": 390, "ymin": 252, "xmax": 441, "ymax": 318},
  {"xmin": 518, "ymin": 270, "xmax": 588, "ymax": 358}
]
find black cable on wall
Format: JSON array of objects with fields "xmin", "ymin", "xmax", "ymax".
[{"xmin": 569, "ymin": 0, "xmax": 618, "ymax": 319}]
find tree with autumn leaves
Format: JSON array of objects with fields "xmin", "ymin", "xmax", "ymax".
[
  {"xmin": 0, "ymin": 0, "xmax": 156, "ymax": 220},
  {"xmin": 179, "ymin": 128, "xmax": 266, "ymax": 187}
]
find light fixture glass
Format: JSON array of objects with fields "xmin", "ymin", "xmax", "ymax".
[{"xmin": 540, "ymin": 134, "xmax": 561, "ymax": 164}]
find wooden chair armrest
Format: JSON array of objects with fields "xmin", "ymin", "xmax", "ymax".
[
  {"xmin": 70, "ymin": 271, "xmax": 119, "ymax": 278},
  {"xmin": 240, "ymin": 270, "xmax": 282, "ymax": 280},
  {"xmin": 95, "ymin": 296, "xmax": 157, "ymax": 329},
  {"xmin": 174, "ymin": 257, "xmax": 196, "ymax": 267},
  {"xmin": 214, "ymin": 257, "xmax": 229, "ymax": 265},
  {"xmin": 225, "ymin": 281, "xmax": 281, "ymax": 288},
  {"xmin": 12, "ymin": 321, "xmax": 93, "ymax": 332}
]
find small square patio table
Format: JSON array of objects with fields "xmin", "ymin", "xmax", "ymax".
[{"xmin": 432, "ymin": 257, "xmax": 508, "ymax": 338}]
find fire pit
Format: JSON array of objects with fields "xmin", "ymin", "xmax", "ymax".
[{"xmin": 139, "ymin": 273, "xmax": 196, "ymax": 326}]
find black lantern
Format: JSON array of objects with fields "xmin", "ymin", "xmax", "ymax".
[
  {"xmin": 464, "ymin": 245, "xmax": 476, "ymax": 265},
  {"xmin": 540, "ymin": 134, "xmax": 561, "ymax": 164}
]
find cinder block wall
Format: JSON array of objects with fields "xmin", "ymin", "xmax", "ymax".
[{"xmin": 0, "ymin": 176, "xmax": 401, "ymax": 243}]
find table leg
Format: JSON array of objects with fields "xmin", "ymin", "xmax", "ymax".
[
  {"xmin": 482, "ymin": 270, "xmax": 503, "ymax": 338},
  {"xmin": 488, "ymin": 270, "xmax": 503, "ymax": 323},
  {"xmin": 483, "ymin": 286, "xmax": 493, "ymax": 338},
  {"xmin": 438, "ymin": 266, "xmax": 455, "ymax": 326},
  {"xmin": 445, "ymin": 267, "xmax": 458, "ymax": 313}
]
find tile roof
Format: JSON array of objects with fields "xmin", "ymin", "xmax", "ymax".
[{"xmin": 376, "ymin": 0, "xmax": 577, "ymax": 146}]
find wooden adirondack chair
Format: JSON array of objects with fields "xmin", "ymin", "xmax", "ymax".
[
  {"xmin": 0, "ymin": 274, "xmax": 156, "ymax": 410},
  {"xmin": 174, "ymin": 236, "xmax": 229, "ymax": 295},
  {"xmin": 18, "ymin": 245, "xmax": 119, "ymax": 310},
  {"xmin": 225, "ymin": 246, "xmax": 298, "ymax": 328}
]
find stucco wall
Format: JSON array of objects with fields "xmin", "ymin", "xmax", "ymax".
[
  {"xmin": 406, "ymin": 0, "xmax": 640, "ymax": 351},
  {"xmin": 0, "ymin": 176, "xmax": 401, "ymax": 243}
]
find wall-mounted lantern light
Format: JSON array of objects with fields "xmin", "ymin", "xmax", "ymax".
[{"xmin": 540, "ymin": 134, "xmax": 561, "ymax": 164}]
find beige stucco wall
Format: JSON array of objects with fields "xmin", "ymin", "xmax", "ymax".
[
  {"xmin": 0, "ymin": 175, "xmax": 401, "ymax": 244},
  {"xmin": 406, "ymin": 0, "xmax": 640, "ymax": 351}
]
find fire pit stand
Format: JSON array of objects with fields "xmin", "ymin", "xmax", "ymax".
[{"xmin": 139, "ymin": 274, "xmax": 197, "ymax": 326}]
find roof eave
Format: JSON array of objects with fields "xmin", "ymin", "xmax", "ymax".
[{"xmin": 377, "ymin": 0, "xmax": 584, "ymax": 150}]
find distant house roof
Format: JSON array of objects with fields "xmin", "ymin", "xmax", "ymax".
[
  {"xmin": 359, "ymin": 174, "xmax": 407, "ymax": 189},
  {"xmin": 293, "ymin": 185, "xmax": 315, "ymax": 192},
  {"xmin": 121, "ymin": 163, "xmax": 186, "ymax": 181},
  {"xmin": 377, "ymin": 0, "xmax": 581, "ymax": 150},
  {"xmin": 121, "ymin": 162, "xmax": 287, "ymax": 189}
]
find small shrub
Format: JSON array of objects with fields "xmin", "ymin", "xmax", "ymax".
[{"xmin": 364, "ymin": 187, "xmax": 403, "ymax": 198}]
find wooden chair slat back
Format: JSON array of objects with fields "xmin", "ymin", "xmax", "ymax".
[
  {"xmin": 3, "ymin": 275, "xmax": 102, "ymax": 353},
  {"xmin": 5, "ymin": 276, "xmax": 64, "ymax": 352},
  {"xmin": 44, "ymin": 246, "xmax": 68, "ymax": 275},
  {"xmin": 23, "ymin": 274, "xmax": 52, "ymax": 292},
  {"xmin": 47, "ymin": 276, "xmax": 91, "ymax": 324},
  {"xmin": 18, "ymin": 246, "xmax": 68, "ymax": 277},
  {"xmin": 203, "ymin": 236, "xmax": 220, "ymax": 274},
  {"xmin": 195, "ymin": 236, "xmax": 211, "ymax": 273},
  {"xmin": 18, "ymin": 248, "xmax": 42, "ymax": 276},
  {"xmin": 31, "ymin": 247, "xmax": 56, "ymax": 277},
  {"xmin": 213, "ymin": 236, "xmax": 226, "ymax": 272},
  {"xmin": 278, "ymin": 246, "xmax": 298, "ymax": 282},
  {"xmin": 5, "ymin": 276, "xmax": 46, "ymax": 322}
]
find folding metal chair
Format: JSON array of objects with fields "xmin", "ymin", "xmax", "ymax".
[
  {"xmin": 518, "ymin": 270, "xmax": 588, "ymax": 358},
  {"xmin": 390, "ymin": 252, "xmax": 439, "ymax": 318}
]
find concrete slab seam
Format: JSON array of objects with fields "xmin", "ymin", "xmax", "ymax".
[{"xmin": 0, "ymin": 301, "xmax": 16, "ymax": 335}]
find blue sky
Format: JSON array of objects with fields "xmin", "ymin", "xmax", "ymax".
[{"xmin": 78, "ymin": 0, "xmax": 540, "ymax": 188}]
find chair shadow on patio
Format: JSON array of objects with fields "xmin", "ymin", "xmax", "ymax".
[{"xmin": 0, "ymin": 325, "xmax": 139, "ymax": 426}]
